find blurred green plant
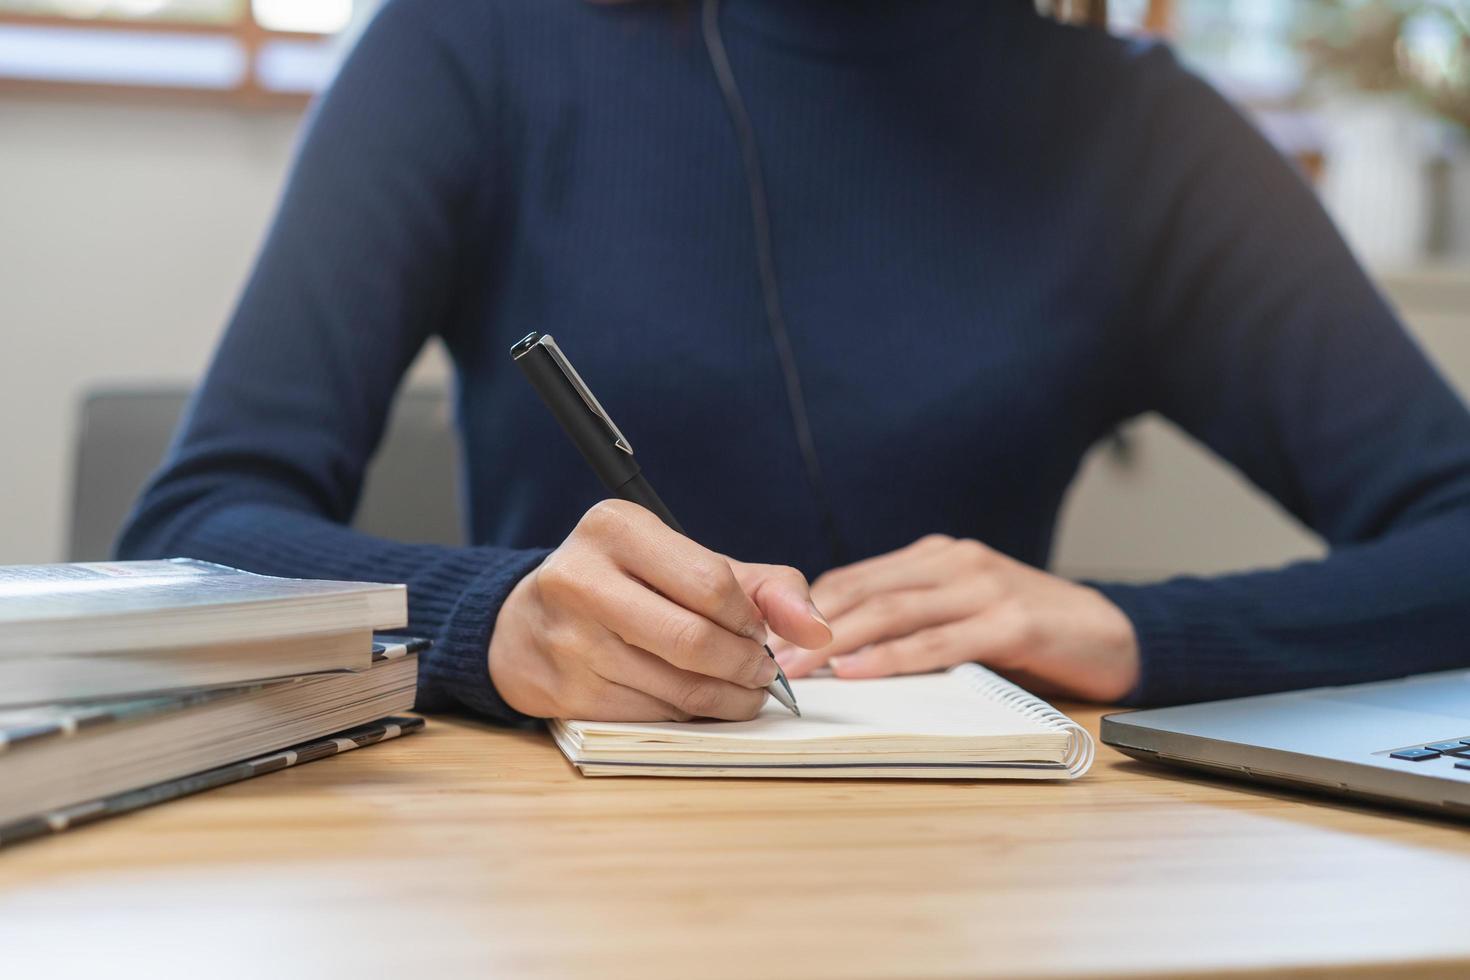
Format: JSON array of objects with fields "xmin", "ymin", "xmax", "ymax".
[{"xmin": 1300, "ymin": 0, "xmax": 1470, "ymax": 130}]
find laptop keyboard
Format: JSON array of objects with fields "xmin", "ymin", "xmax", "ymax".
[{"xmin": 1388, "ymin": 738, "xmax": 1470, "ymax": 767}]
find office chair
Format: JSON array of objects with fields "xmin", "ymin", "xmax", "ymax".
[{"xmin": 68, "ymin": 386, "xmax": 464, "ymax": 561}]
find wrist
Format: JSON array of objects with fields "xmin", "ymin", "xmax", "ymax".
[
  {"xmin": 1074, "ymin": 585, "xmax": 1141, "ymax": 702},
  {"xmin": 434, "ymin": 547, "xmax": 549, "ymax": 724},
  {"xmin": 487, "ymin": 565, "xmax": 549, "ymax": 718}
]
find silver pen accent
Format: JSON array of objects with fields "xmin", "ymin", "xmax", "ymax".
[{"xmin": 533, "ymin": 335, "xmax": 634, "ymax": 456}]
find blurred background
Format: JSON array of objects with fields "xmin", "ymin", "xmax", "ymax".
[{"xmin": 1, "ymin": 0, "xmax": 1467, "ymax": 580}]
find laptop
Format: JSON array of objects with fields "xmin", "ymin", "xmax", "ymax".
[{"xmin": 1101, "ymin": 669, "xmax": 1470, "ymax": 820}]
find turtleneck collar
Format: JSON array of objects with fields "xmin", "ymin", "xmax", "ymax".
[{"xmin": 719, "ymin": 0, "xmax": 1031, "ymax": 57}]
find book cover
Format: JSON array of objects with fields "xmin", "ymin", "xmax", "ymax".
[
  {"xmin": 0, "ymin": 559, "xmax": 407, "ymax": 658},
  {"xmin": 0, "ymin": 715, "xmax": 425, "ymax": 847}
]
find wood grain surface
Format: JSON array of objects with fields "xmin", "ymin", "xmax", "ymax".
[{"xmin": 2, "ymin": 705, "xmax": 1468, "ymax": 979}]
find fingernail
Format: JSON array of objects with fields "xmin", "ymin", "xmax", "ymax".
[
  {"xmin": 807, "ymin": 600, "xmax": 830, "ymax": 628},
  {"xmin": 829, "ymin": 653, "xmax": 857, "ymax": 674}
]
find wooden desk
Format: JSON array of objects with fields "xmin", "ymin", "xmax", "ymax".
[{"xmin": 2, "ymin": 706, "xmax": 1468, "ymax": 978}]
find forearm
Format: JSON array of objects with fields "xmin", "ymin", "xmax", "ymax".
[
  {"xmin": 118, "ymin": 494, "xmax": 547, "ymax": 723},
  {"xmin": 106, "ymin": 3, "xmax": 533, "ymax": 718},
  {"xmin": 1095, "ymin": 508, "xmax": 1470, "ymax": 706}
]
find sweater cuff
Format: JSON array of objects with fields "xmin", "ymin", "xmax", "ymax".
[
  {"xmin": 1088, "ymin": 579, "xmax": 1246, "ymax": 707},
  {"xmin": 423, "ymin": 547, "xmax": 550, "ymax": 725}
]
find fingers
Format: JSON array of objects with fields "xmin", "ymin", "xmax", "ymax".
[
  {"xmin": 580, "ymin": 500, "xmax": 768, "ymax": 644},
  {"xmin": 828, "ymin": 618, "xmax": 989, "ymax": 679},
  {"xmin": 781, "ymin": 536, "xmax": 1010, "ymax": 679},
  {"xmin": 544, "ymin": 560, "xmax": 778, "ymax": 690},
  {"xmin": 731, "ymin": 560, "xmax": 832, "ymax": 650},
  {"xmin": 776, "ymin": 585, "xmax": 978, "ymax": 678},
  {"xmin": 506, "ymin": 507, "xmax": 1133, "ymax": 721},
  {"xmin": 501, "ymin": 499, "xmax": 837, "ymax": 722},
  {"xmin": 570, "ymin": 680, "xmax": 695, "ymax": 723},
  {"xmin": 588, "ymin": 629, "xmax": 770, "ymax": 721},
  {"xmin": 809, "ymin": 534, "xmax": 956, "ymax": 620}
]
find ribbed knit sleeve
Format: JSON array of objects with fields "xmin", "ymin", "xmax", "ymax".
[
  {"xmin": 178, "ymin": 505, "xmax": 549, "ymax": 721},
  {"xmin": 115, "ymin": 0, "xmax": 542, "ymax": 724},
  {"xmin": 1096, "ymin": 49, "xmax": 1470, "ymax": 705}
]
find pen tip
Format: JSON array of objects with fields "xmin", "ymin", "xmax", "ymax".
[
  {"xmin": 764, "ymin": 647, "xmax": 802, "ymax": 717},
  {"xmin": 766, "ymin": 680, "xmax": 801, "ymax": 718}
]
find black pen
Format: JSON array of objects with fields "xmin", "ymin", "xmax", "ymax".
[{"xmin": 511, "ymin": 331, "xmax": 801, "ymax": 717}]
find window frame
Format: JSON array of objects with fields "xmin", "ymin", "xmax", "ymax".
[{"xmin": 0, "ymin": 8, "xmax": 335, "ymax": 109}]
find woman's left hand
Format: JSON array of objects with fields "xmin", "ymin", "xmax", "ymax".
[{"xmin": 769, "ymin": 534, "xmax": 1141, "ymax": 702}]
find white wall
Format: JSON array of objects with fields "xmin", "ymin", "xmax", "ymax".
[
  {"xmin": 2, "ymin": 93, "xmax": 1467, "ymax": 581},
  {"xmin": 0, "ymin": 95, "xmax": 444, "ymax": 564},
  {"xmin": 1, "ymin": 97, "xmax": 303, "ymax": 563}
]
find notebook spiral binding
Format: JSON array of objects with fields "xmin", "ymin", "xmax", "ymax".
[{"xmin": 952, "ymin": 664, "xmax": 1097, "ymax": 777}]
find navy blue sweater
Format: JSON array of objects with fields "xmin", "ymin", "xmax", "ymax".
[{"xmin": 118, "ymin": 0, "xmax": 1470, "ymax": 721}]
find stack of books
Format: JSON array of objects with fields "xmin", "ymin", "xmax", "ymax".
[{"xmin": 0, "ymin": 558, "xmax": 425, "ymax": 845}]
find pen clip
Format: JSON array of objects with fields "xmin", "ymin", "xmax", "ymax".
[{"xmin": 537, "ymin": 335, "xmax": 634, "ymax": 455}]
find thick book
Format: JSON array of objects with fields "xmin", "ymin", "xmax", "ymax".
[
  {"xmin": 550, "ymin": 663, "xmax": 1096, "ymax": 779},
  {"xmin": 0, "ymin": 559, "xmax": 407, "ymax": 704},
  {"xmin": 0, "ymin": 637, "xmax": 425, "ymax": 828},
  {"xmin": 0, "ymin": 716, "xmax": 425, "ymax": 847}
]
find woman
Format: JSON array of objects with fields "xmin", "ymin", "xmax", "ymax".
[{"xmin": 119, "ymin": 0, "xmax": 1470, "ymax": 724}]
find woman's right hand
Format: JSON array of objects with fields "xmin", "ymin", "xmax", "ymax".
[{"xmin": 488, "ymin": 499, "xmax": 831, "ymax": 721}]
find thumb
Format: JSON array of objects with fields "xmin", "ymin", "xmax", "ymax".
[{"xmin": 728, "ymin": 560, "xmax": 832, "ymax": 651}]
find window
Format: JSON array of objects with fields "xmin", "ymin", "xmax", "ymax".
[
  {"xmin": 1111, "ymin": 1, "xmax": 1469, "ymax": 107},
  {"xmin": 1108, "ymin": 1, "xmax": 1470, "ymax": 267},
  {"xmin": 0, "ymin": 0, "xmax": 371, "ymax": 104},
  {"xmin": 1108, "ymin": 0, "xmax": 1305, "ymax": 95}
]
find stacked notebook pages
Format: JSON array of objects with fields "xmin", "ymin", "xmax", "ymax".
[
  {"xmin": 551, "ymin": 663, "xmax": 1095, "ymax": 779},
  {"xmin": 0, "ymin": 560, "xmax": 427, "ymax": 844}
]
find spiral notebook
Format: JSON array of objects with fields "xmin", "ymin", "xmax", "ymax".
[{"xmin": 550, "ymin": 664, "xmax": 1095, "ymax": 779}]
